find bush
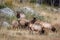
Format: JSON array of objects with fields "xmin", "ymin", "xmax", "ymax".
[
  {"xmin": 0, "ymin": 4, "xmax": 6, "ymax": 9},
  {"xmin": 0, "ymin": 13, "xmax": 16, "ymax": 24},
  {"xmin": 6, "ymin": 16, "xmax": 17, "ymax": 24},
  {"xmin": 25, "ymin": 12, "xmax": 45, "ymax": 21},
  {"xmin": 30, "ymin": 0, "xmax": 36, "ymax": 3},
  {"xmin": 25, "ymin": 13, "xmax": 35, "ymax": 19},
  {"xmin": 36, "ymin": 15, "xmax": 45, "ymax": 21}
]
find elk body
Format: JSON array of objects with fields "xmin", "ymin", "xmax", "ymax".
[
  {"xmin": 28, "ymin": 22, "xmax": 45, "ymax": 34},
  {"xmin": 30, "ymin": 17, "xmax": 56, "ymax": 32},
  {"xmin": 39, "ymin": 21, "xmax": 56, "ymax": 32},
  {"xmin": 27, "ymin": 17, "xmax": 45, "ymax": 34},
  {"xmin": 34, "ymin": 20, "xmax": 56, "ymax": 32}
]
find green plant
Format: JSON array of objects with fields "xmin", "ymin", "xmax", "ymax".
[
  {"xmin": 8, "ymin": 16, "xmax": 17, "ymax": 24},
  {"xmin": 0, "ymin": 15, "xmax": 17, "ymax": 24},
  {"xmin": 30, "ymin": 0, "xmax": 36, "ymax": 3},
  {"xmin": 25, "ymin": 12, "xmax": 45, "ymax": 22},
  {"xmin": 0, "ymin": 4, "xmax": 6, "ymax": 9}
]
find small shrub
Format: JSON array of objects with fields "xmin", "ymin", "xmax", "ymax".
[
  {"xmin": 25, "ymin": 12, "xmax": 45, "ymax": 21},
  {"xmin": 0, "ymin": 4, "xmax": 6, "ymax": 9},
  {"xmin": 25, "ymin": 12, "xmax": 36, "ymax": 20},
  {"xmin": 36, "ymin": 16, "xmax": 45, "ymax": 21},
  {"xmin": 0, "ymin": 15, "xmax": 16, "ymax": 24},
  {"xmin": 7, "ymin": 16, "xmax": 17, "ymax": 24},
  {"xmin": 30, "ymin": 0, "xmax": 36, "ymax": 3}
]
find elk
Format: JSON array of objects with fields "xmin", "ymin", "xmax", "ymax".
[
  {"xmin": 30, "ymin": 17, "xmax": 57, "ymax": 32},
  {"xmin": 39, "ymin": 21, "xmax": 57, "ymax": 32},
  {"xmin": 28, "ymin": 22, "xmax": 45, "ymax": 34},
  {"xmin": 11, "ymin": 18, "xmax": 29, "ymax": 30},
  {"xmin": 16, "ymin": 11, "xmax": 27, "ymax": 28},
  {"xmin": 27, "ymin": 17, "xmax": 45, "ymax": 34},
  {"xmin": 34, "ymin": 20, "xmax": 56, "ymax": 32},
  {"xmin": 16, "ymin": 11, "xmax": 26, "ymax": 21}
]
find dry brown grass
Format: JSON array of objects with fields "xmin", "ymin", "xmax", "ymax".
[{"xmin": 0, "ymin": 27, "xmax": 60, "ymax": 40}]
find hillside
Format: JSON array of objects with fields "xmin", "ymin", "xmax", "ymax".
[{"xmin": 0, "ymin": 0, "xmax": 60, "ymax": 40}]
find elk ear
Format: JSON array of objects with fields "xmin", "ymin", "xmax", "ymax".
[
  {"xmin": 51, "ymin": 27, "xmax": 56, "ymax": 32},
  {"xmin": 32, "ymin": 17, "xmax": 37, "ymax": 23},
  {"xmin": 25, "ymin": 22, "xmax": 29, "ymax": 26},
  {"xmin": 33, "ymin": 17, "xmax": 36, "ymax": 20}
]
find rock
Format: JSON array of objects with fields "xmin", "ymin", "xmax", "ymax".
[
  {"xmin": 22, "ymin": 7, "xmax": 35, "ymax": 14},
  {"xmin": 0, "ymin": 7, "xmax": 15, "ymax": 17},
  {"xmin": 2, "ymin": 21, "xmax": 10, "ymax": 27},
  {"xmin": 52, "ymin": 8, "xmax": 58, "ymax": 12},
  {"xmin": 46, "ymin": 7, "xmax": 51, "ymax": 11},
  {"xmin": 22, "ymin": 7, "xmax": 39, "ymax": 15},
  {"xmin": 36, "ymin": 3, "xmax": 40, "ymax": 7}
]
